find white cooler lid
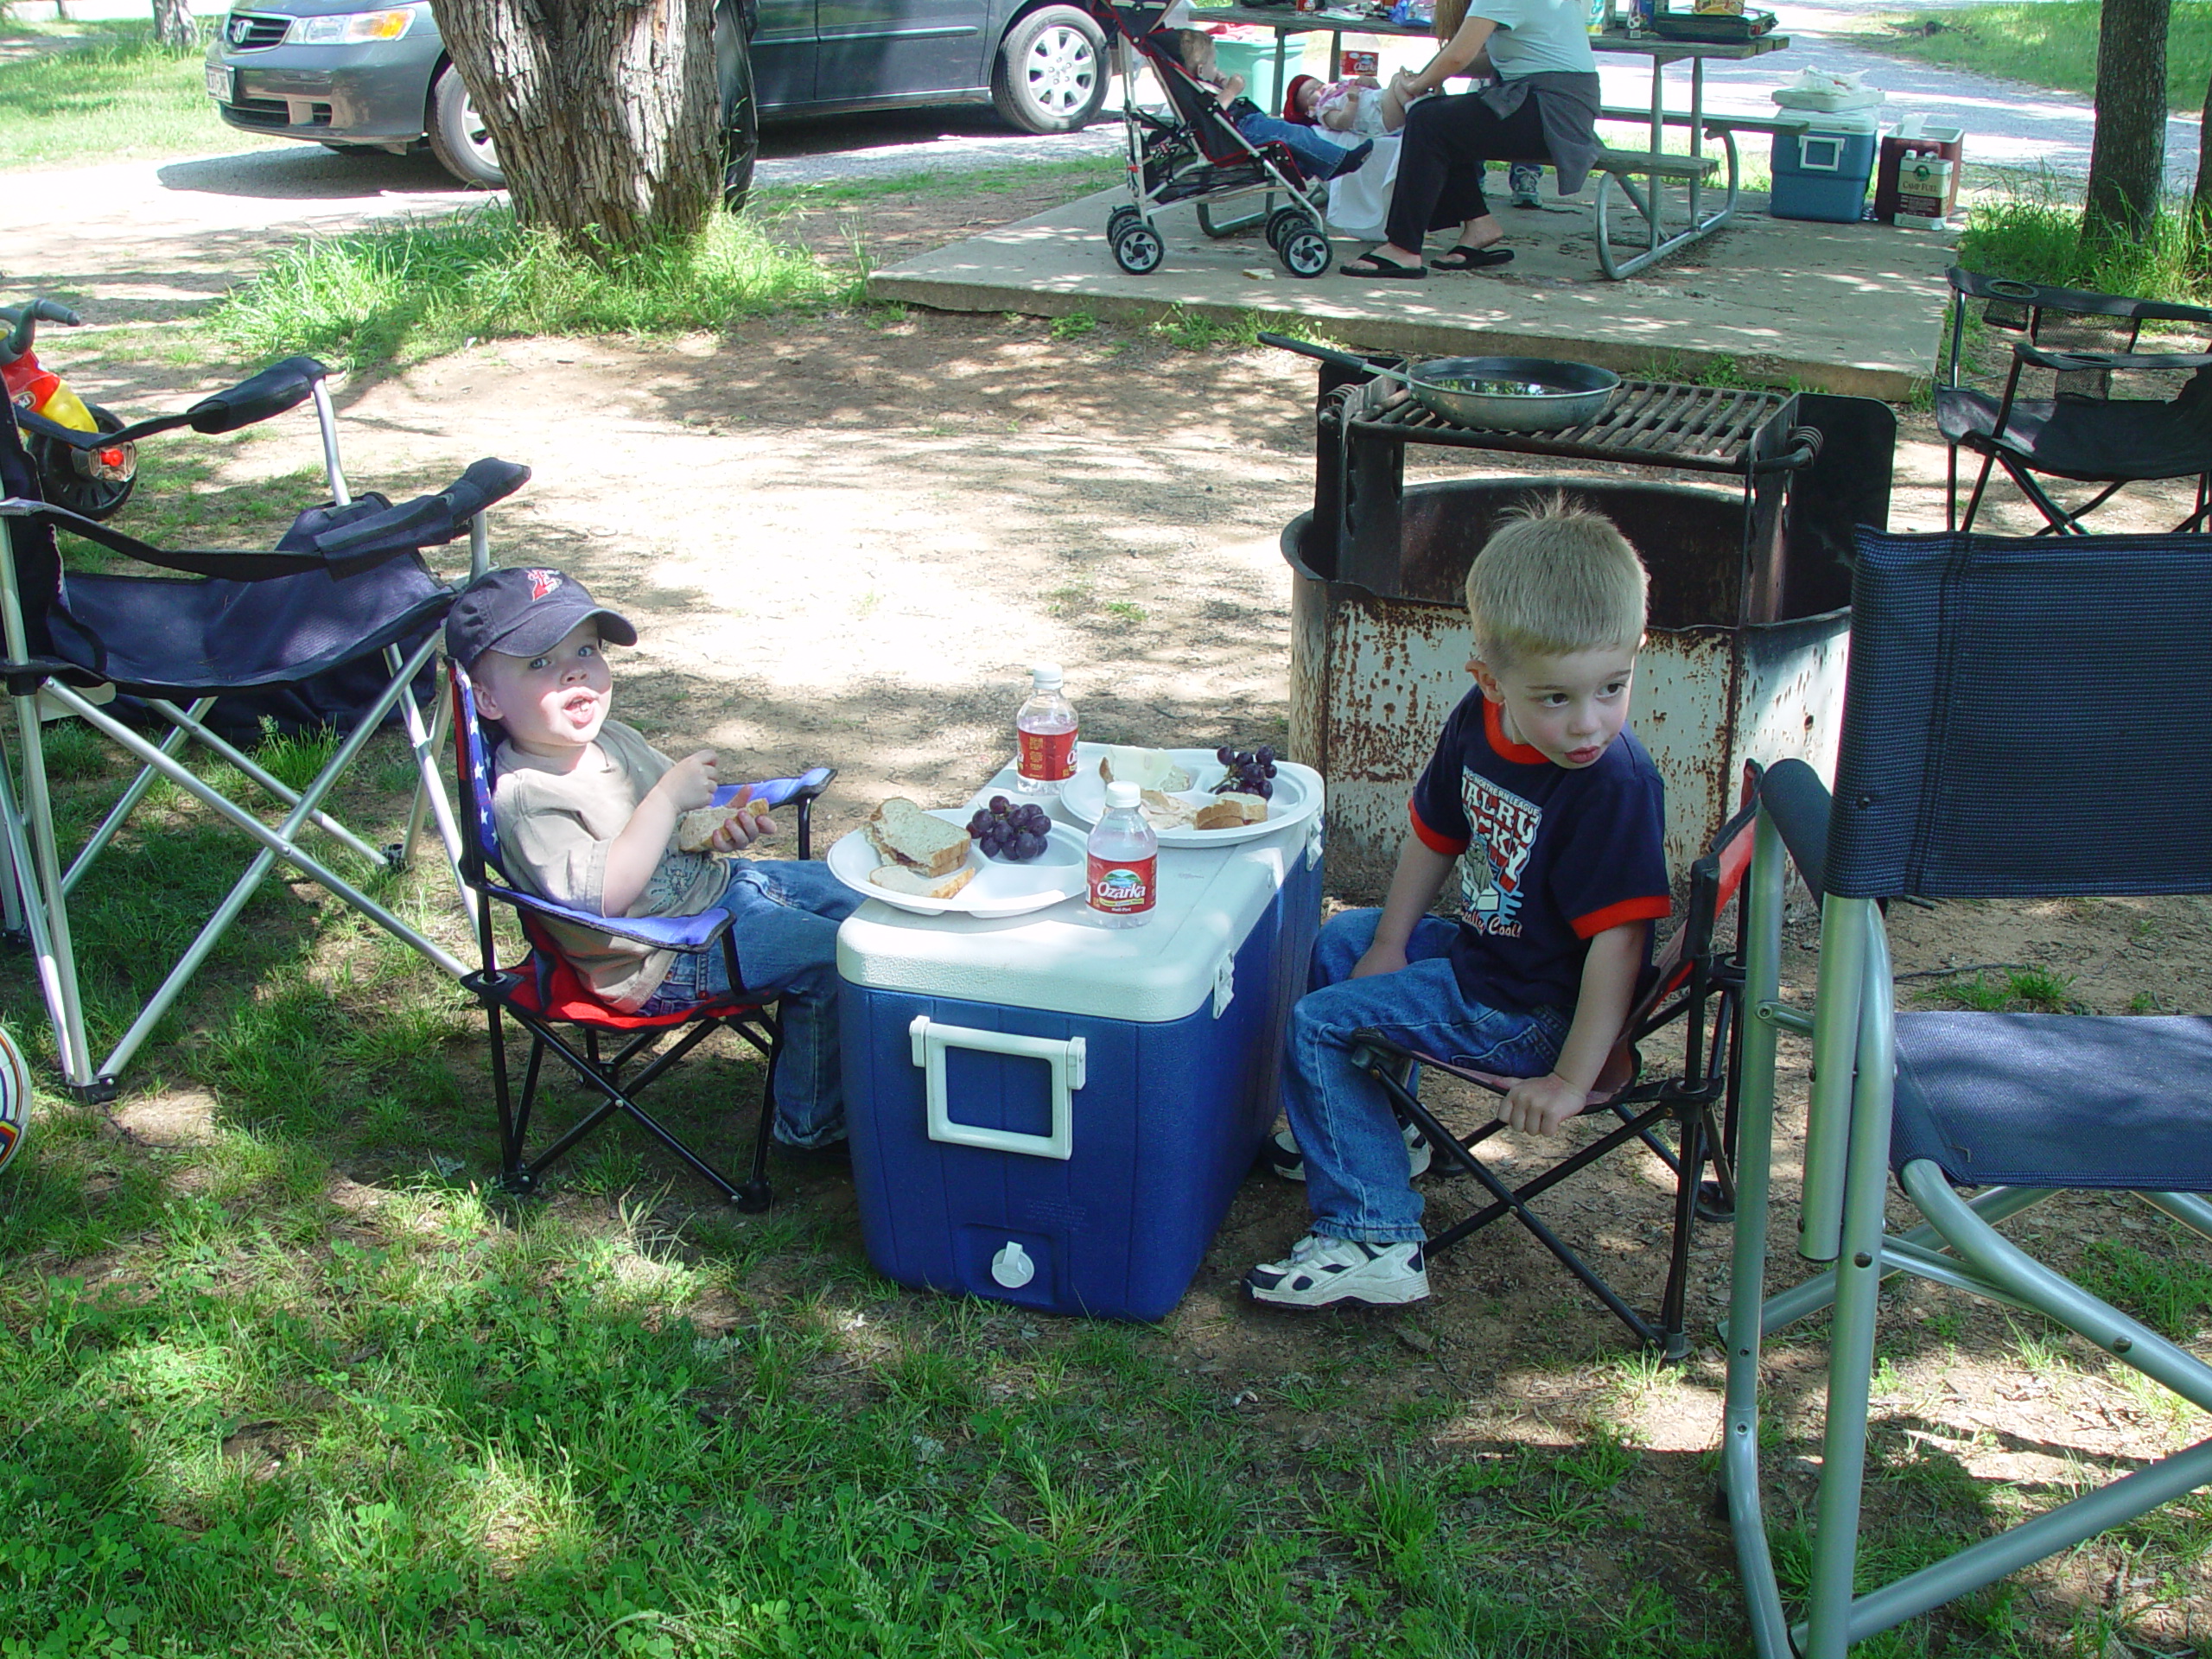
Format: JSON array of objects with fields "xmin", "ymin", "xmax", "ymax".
[{"xmin": 836, "ymin": 753, "xmax": 1324, "ymax": 1025}]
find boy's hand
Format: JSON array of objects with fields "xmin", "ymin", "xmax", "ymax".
[
  {"xmin": 709, "ymin": 806, "xmax": 779, "ymax": 852},
  {"xmin": 1351, "ymin": 939, "xmax": 1408, "ymax": 979},
  {"xmin": 660, "ymin": 749, "xmax": 721, "ymax": 813},
  {"xmin": 1503, "ymin": 1073, "xmax": 1587, "ymax": 1137}
]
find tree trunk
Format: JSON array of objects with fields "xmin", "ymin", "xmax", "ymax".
[
  {"xmin": 2196, "ymin": 71, "xmax": 2212, "ymax": 227},
  {"xmin": 149, "ymin": 0, "xmax": 197, "ymax": 48},
  {"xmin": 2085, "ymin": 0, "xmax": 2171, "ymax": 238},
  {"xmin": 429, "ymin": 0, "xmax": 721, "ymax": 257}
]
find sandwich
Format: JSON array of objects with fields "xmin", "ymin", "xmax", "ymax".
[
  {"xmin": 1138, "ymin": 788, "xmax": 1196, "ymax": 831},
  {"xmin": 1098, "ymin": 746, "xmax": 1193, "ymax": 793},
  {"xmin": 1193, "ymin": 791, "xmax": 1268, "ymax": 831},
  {"xmin": 675, "ymin": 790, "xmax": 766, "ymax": 854},
  {"xmin": 867, "ymin": 797, "xmax": 972, "ymax": 878},
  {"xmin": 868, "ymin": 862, "xmax": 977, "ymax": 900}
]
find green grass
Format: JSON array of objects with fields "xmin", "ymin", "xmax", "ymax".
[
  {"xmin": 212, "ymin": 203, "xmax": 857, "ymax": 370},
  {"xmin": 1956, "ymin": 187, "xmax": 2212, "ymax": 309},
  {"xmin": 1851, "ymin": 3, "xmax": 2212, "ymax": 112},
  {"xmin": 0, "ymin": 20, "xmax": 264, "ymax": 171}
]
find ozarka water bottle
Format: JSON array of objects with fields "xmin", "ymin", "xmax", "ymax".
[
  {"xmin": 1014, "ymin": 663, "xmax": 1077, "ymax": 795},
  {"xmin": 1087, "ymin": 781, "xmax": 1158, "ymax": 928}
]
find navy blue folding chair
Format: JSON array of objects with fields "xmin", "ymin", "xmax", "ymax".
[
  {"xmin": 1724, "ymin": 527, "xmax": 2212, "ymax": 1656},
  {"xmin": 0, "ymin": 361, "xmax": 525, "ymax": 1096},
  {"xmin": 449, "ymin": 659, "xmax": 834, "ymax": 1209}
]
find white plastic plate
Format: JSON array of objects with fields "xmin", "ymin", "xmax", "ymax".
[
  {"xmin": 828, "ymin": 810, "xmax": 1089, "ymax": 917},
  {"xmin": 1058, "ymin": 749, "xmax": 1316, "ymax": 847}
]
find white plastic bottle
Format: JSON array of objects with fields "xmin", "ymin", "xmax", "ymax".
[
  {"xmin": 1086, "ymin": 781, "xmax": 1158, "ymax": 929},
  {"xmin": 1014, "ymin": 663, "xmax": 1077, "ymax": 796}
]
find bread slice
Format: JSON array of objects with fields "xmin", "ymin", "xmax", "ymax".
[
  {"xmin": 1194, "ymin": 791, "xmax": 1269, "ymax": 831},
  {"xmin": 1099, "ymin": 746, "xmax": 1193, "ymax": 793},
  {"xmin": 1138, "ymin": 788, "xmax": 1196, "ymax": 831},
  {"xmin": 867, "ymin": 797, "xmax": 971, "ymax": 877},
  {"xmin": 674, "ymin": 791, "xmax": 768, "ymax": 854},
  {"xmin": 868, "ymin": 861, "xmax": 976, "ymax": 900}
]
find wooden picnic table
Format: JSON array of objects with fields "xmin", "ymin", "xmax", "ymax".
[{"xmin": 1179, "ymin": 8, "xmax": 1794, "ymax": 277}]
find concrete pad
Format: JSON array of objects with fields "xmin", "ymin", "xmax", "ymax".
[{"xmin": 870, "ymin": 185, "xmax": 1958, "ymax": 399}]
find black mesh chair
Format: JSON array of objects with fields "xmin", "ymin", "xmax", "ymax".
[
  {"xmin": 1937, "ymin": 266, "xmax": 2212, "ymax": 534},
  {"xmin": 449, "ymin": 659, "xmax": 835, "ymax": 1209},
  {"xmin": 1723, "ymin": 527, "xmax": 2212, "ymax": 1657},
  {"xmin": 0, "ymin": 372, "xmax": 524, "ymax": 1097},
  {"xmin": 1347, "ymin": 785, "xmax": 1757, "ymax": 1358}
]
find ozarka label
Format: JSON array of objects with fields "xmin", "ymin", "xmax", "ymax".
[
  {"xmin": 1087, "ymin": 853, "xmax": 1157, "ymax": 914},
  {"xmin": 1017, "ymin": 727, "xmax": 1077, "ymax": 781}
]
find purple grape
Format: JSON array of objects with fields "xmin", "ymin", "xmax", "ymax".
[
  {"xmin": 1216, "ymin": 747, "xmax": 1233, "ymax": 765},
  {"xmin": 1256, "ymin": 747, "xmax": 1274, "ymax": 766},
  {"xmin": 990, "ymin": 795, "xmax": 1011, "ymax": 814}
]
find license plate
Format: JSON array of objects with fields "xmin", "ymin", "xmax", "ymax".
[{"xmin": 205, "ymin": 61, "xmax": 232, "ymax": 102}]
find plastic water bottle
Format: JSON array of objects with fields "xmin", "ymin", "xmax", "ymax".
[
  {"xmin": 1014, "ymin": 663, "xmax": 1077, "ymax": 796},
  {"xmin": 1086, "ymin": 781, "xmax": 1158, "ymax": 929}
]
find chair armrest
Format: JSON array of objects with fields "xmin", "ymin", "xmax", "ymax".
[
  {"xmin": 1949, "ymin": 267, "xmax": 2212, "ymax": 330},
  {"xmin": 1756, "ymin": 759, "xmax": 1829, "ymax": 895},
  {"xmin": 311, "ymin": 457, "xmax": 532, "ymax": 559},
  {"xmin": 489, "ymin": 880, "xmax": 734, "ymax": 950},
  {"xmin": 2016, "ymin": 342, "xmax": 2212, "ymax": 373},
  {"xmin": 716, "ymin": 766, "xmax": 836, "ymax": 861}
]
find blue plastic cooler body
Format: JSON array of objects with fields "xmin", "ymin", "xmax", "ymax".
[
  {"xmin": 842, "ymin": 817, "xmax": 1323, "ymax": 1322},
  {"xmin": 1769, "ymin": 127, "xmax": 1876, "ymax": 223}
]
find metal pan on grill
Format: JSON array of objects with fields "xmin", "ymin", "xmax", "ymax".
[{"xmin": 1260, "ymin": 333, "xmax": 1620, "ymax": 432}]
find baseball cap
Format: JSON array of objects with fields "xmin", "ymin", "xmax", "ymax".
[{"xmin": 444, "ymin": 567, "xmax": 638, "ymax": 671}]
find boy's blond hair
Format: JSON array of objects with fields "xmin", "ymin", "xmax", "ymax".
[{"xmin": 1465, "ymin": 493, "xmax": 1648, "ymax": 669}]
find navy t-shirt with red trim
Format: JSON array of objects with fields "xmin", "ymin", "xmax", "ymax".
[{"xmin": 1408, "ymin": 689, "xmax": 1670, "ymax": 1013}]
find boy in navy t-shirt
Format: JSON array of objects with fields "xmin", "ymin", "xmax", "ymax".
[{"xmin": 1247, "ymin": 496, "xmax": 1669, "ymax": 1308}]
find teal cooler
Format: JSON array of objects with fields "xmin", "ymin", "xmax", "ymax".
[
  {"xmin": 1769, "ymin": 118, "xmax": 1878, "ymax": 223},
  {"xmin": 837, "ymin": 749, "xmax": 1325, "ymax": 1321},
  {"xmin": 1207, "ymin": 35, "xmax": 1289, "ymax": 118}
]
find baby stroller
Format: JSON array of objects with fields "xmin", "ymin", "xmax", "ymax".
[{"xmin": 1089, "ymin": 0, "xmax": 1333, "ymax": 278}]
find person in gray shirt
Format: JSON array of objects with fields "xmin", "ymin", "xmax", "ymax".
[{"xmin": 1342, "ymin": 0, "xmax": 1601, "ymax": 277}]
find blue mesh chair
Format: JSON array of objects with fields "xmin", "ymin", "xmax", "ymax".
[
  {"xmin": 449, "ymin": 659, "xmax": 834, "ymax": 1209},
  {"xmin": 0, "ymin": 368, "xmax": 526, "ymax": 1097},
  {"xmin": 1724, "ymin": 527, "xmax": 2212, "ymax": 1656}
]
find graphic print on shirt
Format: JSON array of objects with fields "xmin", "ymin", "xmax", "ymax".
[{"xmin": 1459, "ymin": 771, "xmax": 1540, "ymax": 935}]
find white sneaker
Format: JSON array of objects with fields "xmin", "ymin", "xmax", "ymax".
[
  {"xmin": 1265, "ymin": 1121, "xmax": 1430, "ymax": 1182},
  {"xmin": 1244, "ymin": 1234, "xmax": 1429, "ymax": 1307}
]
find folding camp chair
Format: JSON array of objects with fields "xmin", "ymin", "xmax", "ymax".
[
  {"xmin": 1347, "ymin": 784, "xmax": 1758, "ymax": 1358},
  {"xmin": 1937, "ymin": 265, "xmax": 2212, "ymax": 535},
  {"xmin": 449, "ymin": 659, "xmax": 835, "ymax": 1210},
  {"xmin": 0, "ymin": 359, "xmax": 524, "ymax": 1097},
  {"xmin": 1724, "ymin": 527, "xmax": 2212, "ymax": 1657}
]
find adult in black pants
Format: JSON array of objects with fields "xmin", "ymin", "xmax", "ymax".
[{"xmin": 1344, "ymin": 0, "xmax": 1602, "ymax": 279}]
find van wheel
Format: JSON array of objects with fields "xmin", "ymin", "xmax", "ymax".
[
  {"xmin": 992, "ymin": 5, "xmax": 1106, "ymax": 134},
  {"xmin": 427, "ymin": 63, "xmax": 503, "ymax": 188}
]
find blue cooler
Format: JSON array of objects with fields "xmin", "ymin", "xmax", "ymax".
[
  {"xmin": 838, "ymin": 748, "xmax": 1325, "ymax": 1320},
  {"xmin": 1770, "ymin": 114, "xmax": 1878, "ymax": 223}
]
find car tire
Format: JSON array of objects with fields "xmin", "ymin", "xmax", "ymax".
[
  {"xmin": 715, "ymin": 0, "xmax": 759, "ymax": 212},
  {"xmin": 426, "ymin": 62, "xmax": 503, "ymax": 189},
  {"xmin": 991, "ymin": 5, "xmax": 1106, "ymax": 135}
]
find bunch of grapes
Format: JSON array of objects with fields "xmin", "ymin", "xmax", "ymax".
[
  {"xmin": 968, "ymin": 796, "xmax": 1052, "ymax": 861},
  {"xmin": 1212, "ymin": 746, "xmax": 1278, "ymax": 799}
]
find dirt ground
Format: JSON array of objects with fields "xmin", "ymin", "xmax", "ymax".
[{"xmin": 32, "ymin": 173, "xmax": 2212, "ymax": 1650}]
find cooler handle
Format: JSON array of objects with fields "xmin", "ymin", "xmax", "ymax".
[
  {"xmin": 1799, "ymin": 134, "xmax": 1846, "ymax": 173},
  {"xmin": 1306, "ymin": 813, "xmax": 1325, "ymax": 871},
  {"xmin": 909, "ymin": 1016, "xmax": 1084, "ymax": 1161}
]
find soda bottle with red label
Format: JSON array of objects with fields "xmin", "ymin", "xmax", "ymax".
[
  {"xmin": 1087, "ymin": 780, "xmax": 1158, "ymax": 928},
  {"xmin": 1015, "ymin": 663, "xmax": 1077, "ymax": 795}
]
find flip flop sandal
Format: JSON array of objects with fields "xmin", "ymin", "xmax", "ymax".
[
  {"xmin": 1430, "ymin": 245, "xmax": 1514, "ymax": 271},
  {"xmin": 1340, "ymin": 252, "xmax": 1427, "ymax": 279}
]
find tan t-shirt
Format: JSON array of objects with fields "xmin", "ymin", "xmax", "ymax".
[{"xmin": 491, "ymin": 719, "xmax": 732, "ymax": 1009}]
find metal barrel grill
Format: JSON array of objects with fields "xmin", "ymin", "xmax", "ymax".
[{"xmin": 1281, "ymin": 355, "xmax": 1895, "ymax": 897}]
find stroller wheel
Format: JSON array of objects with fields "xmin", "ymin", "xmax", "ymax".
[
  {"xmin": 1266, "ymin": 206, "xmax": 1313, "ymax": 253},
  {"xmin": 1108, "ymin": 204, "xmax": 1141, "ymax": 239},
  {"xmin": 1112, "ymin": 220, "xmax": 1166, "ymax": 275},
  {"xmin": 1279, "ymin": 226, "xmax": 1332, "ymax": 280}
]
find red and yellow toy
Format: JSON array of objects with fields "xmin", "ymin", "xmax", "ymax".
[{"xmin": 1, "ymin": 299, "xmax": 136, "ymax": 519}]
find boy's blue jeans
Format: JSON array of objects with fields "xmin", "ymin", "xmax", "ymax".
[
  {"xmin": 635, "ymin": 859, "xmax": 861, "ymax": 1148},
  {"xmin": 1283, "ymin": 908, "xmax": 1568, "ymax": 1243}
]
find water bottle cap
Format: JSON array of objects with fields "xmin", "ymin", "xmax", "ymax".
[
  {"xmin": 1104, "ymin": 780, "xmax": 1141, "ymax": 810},
  {"xmin": 1030, "ymin": 663, "xmax": 1063, "ymax": 689}
]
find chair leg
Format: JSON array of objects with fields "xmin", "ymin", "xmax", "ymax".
[
  {"xmin": 1960, "ymin": 449, "xmax": 1998, "ymax": 532},
  {"xmin": 738, "ymin": 1007, "xmax": 785, "ymax": 1214},
  {"xmin": 1652, "ymin": 1093, "xmax": 1713, "ymax": 1361},
  {"xmin": 1945, "ymin": 442, "xmax": 1959, "ymax": 532}
]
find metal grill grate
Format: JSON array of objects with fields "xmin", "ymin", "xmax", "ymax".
[{"xmin": 1346, "ymin": 379, "xmax": 1790, "ymax": 475}]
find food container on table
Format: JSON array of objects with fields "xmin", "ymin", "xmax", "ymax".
[{"xmin": 837, "ymin": 744, "xmax": 1325, "ymax": 1320}]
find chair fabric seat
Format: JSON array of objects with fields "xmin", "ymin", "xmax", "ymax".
[
  {"xmin": 1934, "ymin": 384, "xmax": 2212, "ymax": 483},
  {"xmin": 500, "ymin": 947, "xmax": 765, "ymax": 1033},
  {"xmin": 48, "ymin": 555, "xmax": 447, "ymax": 697},
  {"xmin": 1892, "ymin": 1011, "xmax": 2212, "ymax": 1190}
]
